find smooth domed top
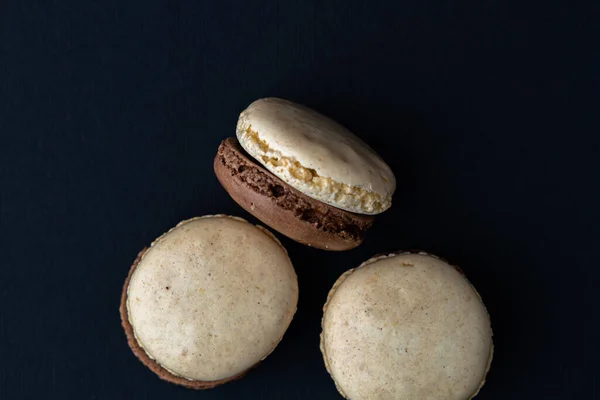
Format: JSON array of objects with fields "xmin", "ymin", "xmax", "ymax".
[
  {"xmin": 321, "ymin": 253, "xmax": 493, "ymax": 400},
  {"xmin": 127, "ymin": 215, "xmax": 298, "ymax": 382},
  {"xmin": 237, "ymin": 98, "xmax": 396, "ymax": 214}
]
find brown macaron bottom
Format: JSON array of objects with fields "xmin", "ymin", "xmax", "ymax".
[
  {"xmin": 120, "ymin": 249, "xmax": 251, "ymax": 389},
  {"xmin": 214, "ymin": 138, "xmax": 374, "ymax": 251}
]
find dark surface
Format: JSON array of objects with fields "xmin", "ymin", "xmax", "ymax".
[{"xmin": 1, "ymin": 1, "xmax": 599, "ymax": 399}]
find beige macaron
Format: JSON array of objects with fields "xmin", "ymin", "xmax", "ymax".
[
  {"xmin": 320, "ymin": 252, "xmax": 493, "ymax": 400},
  {"xmin": 236, "ymin": 98, "xmax": 396, "ymax": 215},
  {"xmin": 120, "ymin": 215, "xmax": 299, "ymax": 388}
]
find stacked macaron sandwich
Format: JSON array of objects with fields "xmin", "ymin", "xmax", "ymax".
[
  {"xmin": 120, "ymin": 98, "xmax": 493, "ymax": 399},
  {"xmin": 215, "ymin": 97, "xmax": 396, "ymax": 251}
]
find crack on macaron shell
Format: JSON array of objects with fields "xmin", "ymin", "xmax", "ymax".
[
  {"xmin": 237, "ymin": 126, "xmax": 390, "ymax": 215},
  {"xmin": 217, "ymin": 139, "xmax": 373, "ymax": 241}
]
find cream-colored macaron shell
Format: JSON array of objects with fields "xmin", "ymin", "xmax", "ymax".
[
  {"xmin": 126, "ymin": 215, "xmax": 298, "ymax": 382},
  {"xmin": 321, "ymin": 252, "xmax": 493, "ymax": 400},
  {"xmin": 236, "ymin": 98, "xmax": 396, "ymax": 215}
]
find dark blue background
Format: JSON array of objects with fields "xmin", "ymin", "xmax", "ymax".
[{"xmin": 1, "ymin": 1, "xmax": 599, "ymax": 399}]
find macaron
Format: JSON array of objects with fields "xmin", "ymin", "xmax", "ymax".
[
  {"xmin": 214, "ymin": 97, "xmax": 396, "ymax": 251},
  {"xmin": 215, "ymin": 138, "xmax": 375, "ymax": 251},
  {"xmin": 120, "ymin": 215, "xmax": 298, "ymax": 389},
  {"xmin": 320, "ymin": 252, "xmax": 493, "ymax": 400}
]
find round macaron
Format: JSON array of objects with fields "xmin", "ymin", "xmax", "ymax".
[
  {"xmin": 320, "ymin": 252, "xmax": 493, "ymax": 400},
  {"xmin": 214, "ymin": 97, "xmax": 395, "ymax": 251},
  {"xmin": 120, "ymin": 215, "xmax": 298, "ymax": 389}
]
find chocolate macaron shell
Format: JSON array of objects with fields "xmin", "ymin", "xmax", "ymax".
[
  {"xmin": 119, "ymin": 248, "xmax": 248, "ymax": 389},
  {"xmin": 214, "ymin": 138, "xmax": 374, "ymax": 251}
]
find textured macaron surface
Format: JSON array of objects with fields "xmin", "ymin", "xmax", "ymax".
[
  {"xmin": 321, "ymin": 253, "xmax": 493, "ymax": 400},
  {"xmin": 126, "ymin": 216, "xmax": 298, "ymax": 382},
  {"xmin": 236, "ymin": 98, "xmax": 396, "ymax": 215}
]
